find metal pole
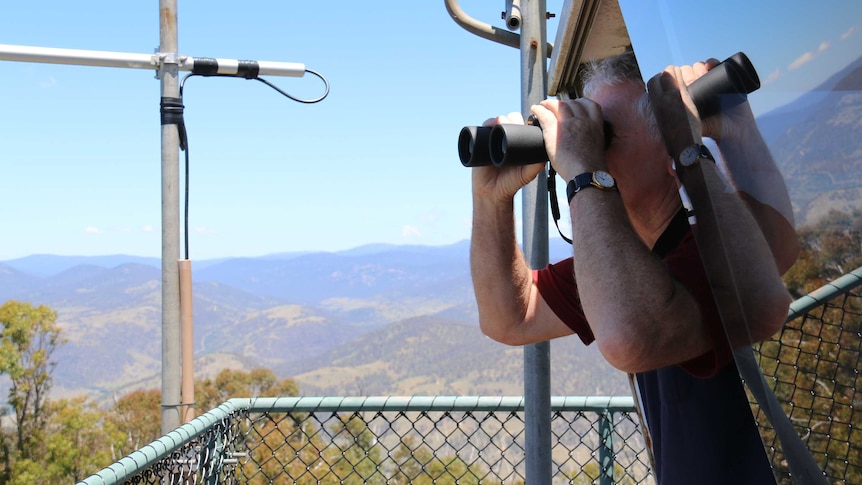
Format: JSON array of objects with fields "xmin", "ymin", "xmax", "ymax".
[
  {"xmin": 179, "ymin": 259, "xmax": 195, "ymax": 424},
  {"xmin": 519, "ymin": 0, "xmax": 551, "ymax": 483},
  {"xmin": 159, "ymin": 0, "xmax": 182, "ymax": 435},
  {"xmin": 599, "ymin": 410, "xmax": 615, "ymax": 484}
]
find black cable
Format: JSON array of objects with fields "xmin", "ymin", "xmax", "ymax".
[
  {"xmin": 179, "ymin": 74, "xmax": 196, "ymax": 261},
  {"xmin": 548, "ymin": 167, "xmax": 573, "ymax": 244},
  {"xmin": 175, "ymin": 68, "xmax": 330, "ymax": 261},
  {"xmin": 183, "ymin": 139, "xmax": 190, "ymax": 261},
  {"xmin": 254, "ymin": 68, "xmax": 330, "ymax": 104}
]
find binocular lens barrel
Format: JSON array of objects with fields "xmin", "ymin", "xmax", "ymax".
[
  {"xmin": 689, "ymin": 52, "xmax": 760, "ymax": 119},
  {"xmin": 458, "ymin": 124, "xmax": 548, "ymax": 168},
  {"xmin": 489, "ymin": 124, "xmax": 547, "ymax": 167},
  {"xmin": 458, "ymin": 126, "xmax": 494, "ymax": 167},
  {"xmin": 458, "ymin": 52, "xmax": 761, "ymax": 167}
]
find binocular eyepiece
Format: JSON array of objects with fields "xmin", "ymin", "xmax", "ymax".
[{"xmin": 458, "ymin": 51, "xmax": 760, "ymax": 167}]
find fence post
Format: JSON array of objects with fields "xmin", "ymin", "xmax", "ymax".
[{"xmin": 599, "ymin": 410, "xmax": 615, "ymax": 485}]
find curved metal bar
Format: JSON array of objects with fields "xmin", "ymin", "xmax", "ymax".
[
  {"xmin": 78, "ymin": 400, "xmax": 242, "ymax": 485},
  {"xmin": 444, "ymin": 0, "xmax": 553, "ymax": 58},
  {"xmin": 787, "ymin": 265, "xmax": 862, "ymax": 321}
]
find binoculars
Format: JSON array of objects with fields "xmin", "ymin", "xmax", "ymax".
[{"xmin": 458, "ymin": 51, "xmax": 761, "ymax": 167}]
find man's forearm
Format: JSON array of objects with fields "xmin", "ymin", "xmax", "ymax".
[
  {"xmin": 715, "ymin": 126, "xmax": 800, "ymax": 273},
  {"xmin": 716, "ymin": 127, "xmax": 794, "ymax": 224},
  {"xmin": 470, "ymin": 196, "xmax": 534, "ymax": 343},
  {"xmin": 681, "ymin": 160, "xmax": 792, "ymax": 345}
]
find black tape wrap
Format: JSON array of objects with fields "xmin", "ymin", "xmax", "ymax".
[
  {"xmin": 191, "ymin": 57, "xmax": 260, "ymax": 79},
  {"xmin": 160, "ymin": 97, "xmax": 184, "ymax": 125},
  {"xmin": 191, "ymin": 57, "xmax": 219, "ymax": 76},
  {"xmin": 160, "ymin": 96, "xmax": 187, "ymax": 150},
  {"xmin": 237, "ymin": 60, "xmax": 260, "ymax": 79}
]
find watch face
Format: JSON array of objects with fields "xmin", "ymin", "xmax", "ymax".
[
  {"xmin": 594, "ymin": 170, "xmax": 615, "ymax": 188},
  {"xmin": 679, "ymin": 145, "xmax": 700, "ymax": 167}
]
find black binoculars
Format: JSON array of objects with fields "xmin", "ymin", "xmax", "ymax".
[{"xmin": 458, "ymin": 51, "xmax": 761, "ymax": 167}]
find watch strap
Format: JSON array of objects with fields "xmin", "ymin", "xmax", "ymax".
[
  {"xmin": 566, "ymin": 173, "xmax": 595, "ymax": 204},
  {"xmin": 566, "ymin": 171, "xmax": 617, "ymax": 203}
]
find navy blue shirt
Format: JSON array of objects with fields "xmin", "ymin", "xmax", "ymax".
[
  {"xmin": 637, "ymin": 363, "xmax": 775, "ymax": 484},
  {"xmin": 536, "ymin": 209, "xmax": 776, "ymax": 483}
]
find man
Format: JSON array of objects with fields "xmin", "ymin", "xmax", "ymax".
[{"xmin": 469, "ymin": 51, "xmax": 799, "ymax": 483}]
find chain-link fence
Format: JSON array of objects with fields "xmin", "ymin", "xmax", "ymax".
[
  {"xmin": 80, "ymin": 396, "xmax": 650, "ymax": 485},
  {"xmin": 752, "ymin": 267, "xmax": 862, "ymax": 484}
]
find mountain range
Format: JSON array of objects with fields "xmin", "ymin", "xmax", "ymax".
[
  {"xmin": 758, "ymin": 54, "xmax": 862, "ymax": 224},
  {"xmin": 0, "ymin": 239, "xmax": 629, "ymax": 404},
  {"xmin": 0, "ymin": 55, "xmax": 860, "ymax": 407}
]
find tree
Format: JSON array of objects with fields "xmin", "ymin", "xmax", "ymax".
[
  {"xmin": 783, "ymin": 208, "xmax": 862, "ymax": 297},
  {"xmin": 390, "ymin": 437, "xmax": 492, "ymax": 484},
  {"xmin": 39, "ymin": 397, "xmax": 122, "ymax": 483},
  {"xmin": 106, "ymin": 389, "xmax": 162, "ymax": 458},
  {"xmin": 195, "ymin": 367, "xmax": 300, "ymax": 415},
  {"xmin": 327, "ymin": 414, "xmax": 386, "ymax": 484},
  {"xmin": 0, "ymin": 301, "xmax": 63, "ymax": 461},
  {"xmin": 194, "ymin": 368, "xmax": 303, "ymax": 483}
]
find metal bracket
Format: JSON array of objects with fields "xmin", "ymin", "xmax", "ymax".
[{"xmin": 445, "ymin": 0, "xmax": 553, "ymax": 57}]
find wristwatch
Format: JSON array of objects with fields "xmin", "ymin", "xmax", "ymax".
[
  {"xmin": 678, "ymin": 144, "xmax": 715, "ymax": 167},
  {"xmin": 566, "ymin": 170, "xmax": 617, "ymax": 203}
]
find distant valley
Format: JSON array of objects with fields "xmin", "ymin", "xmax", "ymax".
[{"xmin": 758, "ymin": 54, "xmax": 862, "ymax": 225}]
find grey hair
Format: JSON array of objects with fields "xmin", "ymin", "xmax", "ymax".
[{"xmin": 580, "ymin": 51, "xmax": 661, "ymax": 143}]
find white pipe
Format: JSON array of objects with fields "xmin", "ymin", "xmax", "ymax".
[
  {"xmin": 0, "ymin": 43, "xmax": 306, "ymax": 77},
  {"xmin": 0, "ymin": 43, "xmax": 158, "ymax": 69},
  {"xmin": 179, "ymin": 259, "xmax": 195, "ymax": 425}
]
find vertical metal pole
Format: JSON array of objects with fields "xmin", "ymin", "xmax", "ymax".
[
  {"xmin": 179, "ymin": 259, "xmax": 195, "ymax": 424},
  {"xmin": 519, "ymin": 0, "xmax": 551, "ymax": 483},
  {"xmin": 159, "ymin": 0, "xmax": 182, "ymax": 435},
  {"xmin": 599, "ymin": 410, "xmax": 615, "ymax": 484}
]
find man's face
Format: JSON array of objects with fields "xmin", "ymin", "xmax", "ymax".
[{"xmin": 589, "ymin": 80, "xmax": 669, "ymax": 199}]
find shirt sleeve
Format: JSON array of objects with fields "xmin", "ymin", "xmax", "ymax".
[
  {"xmin": 533, "ymin": 233, "xmax": 733, "ymax": 378},
  {"xmin": 532, "ymin": 258, "xmax": 595, "ymax": 346}
]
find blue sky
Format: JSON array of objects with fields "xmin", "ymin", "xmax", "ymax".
[{"xmin": 1, "ymin": 1, "xmax": 859, "ymax": 260}]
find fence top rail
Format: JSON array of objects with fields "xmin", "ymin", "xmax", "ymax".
[
  {"xmin": 232, "ymin": 395, "xmax": 636, "ymax": 413},
  {"xmin": 787, "ymin": 265, "xmax": 862, "ymax": 320}
]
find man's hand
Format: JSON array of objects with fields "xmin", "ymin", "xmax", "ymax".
[
  {"xmin": 647, "ymin": 66, "xmax": 703, "ymax": 160},
  {"xmin": 471, "ymin": 112, "xmax": 546, "ymax": 204},
  {"xmin": 679, "ymin": 58, "xmax": 759, "ymax": 143},
  {"xmin": 530, "ymin": 98, "xmax": 607, "ymax": 183}
]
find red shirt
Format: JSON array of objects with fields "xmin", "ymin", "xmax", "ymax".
[{"xmin": 532, "ymin": 230, "xmax": 732, "ymax": 378}]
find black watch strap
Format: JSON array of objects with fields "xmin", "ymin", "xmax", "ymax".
[
  {"xmin": 566, "ymin": 173, "xmax": 594, "ymax": 203},
  {"xmin": 566, "ymin": 171, "xmax": 616, "ymax": 203}
]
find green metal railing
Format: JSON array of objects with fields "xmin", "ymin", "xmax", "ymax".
[{"xmin": 79, "ymin": 396, "xmax": 648, "ymax": 484}]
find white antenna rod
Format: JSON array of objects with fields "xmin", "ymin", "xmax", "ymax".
[{"xmin": 0, "ymin": 44, "xmax": 306, "ymax": 77}]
